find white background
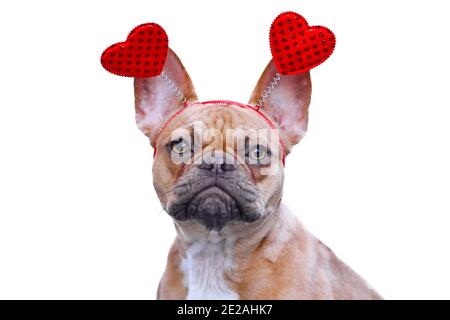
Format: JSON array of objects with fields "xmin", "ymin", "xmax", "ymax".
[{"xmin": 0, "ymin": 0, "xmax": 449, "ymax": 299}]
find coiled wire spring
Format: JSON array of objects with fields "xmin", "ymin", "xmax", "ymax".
[
  {"xmin": 160, "ymin": 71, "xmax": 281, "ymax": 109},
  {"xmin": 255, "ymin": 72, "xmax": 281, "ymax": 109},
  {"xmin": 159, "ymin": 71, "xmax": 188, "ymax": 106}
]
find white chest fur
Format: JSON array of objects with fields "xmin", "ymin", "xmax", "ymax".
[{"xmin": 180, "ymin": 237, "xmax": 239, "ymax": 300}]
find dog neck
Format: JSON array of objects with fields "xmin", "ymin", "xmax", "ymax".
[{"xmin": 172, "ymin": 204, "xmax": 297, "ymax": 299}]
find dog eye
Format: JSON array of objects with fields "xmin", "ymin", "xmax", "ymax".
[
  {"xmin": 170, "ymin": 139, "xmax": 188, "ymax": 154},
  {"xmin": 248, "ymin": 144, "xmax": 270, "ymax": 161}
]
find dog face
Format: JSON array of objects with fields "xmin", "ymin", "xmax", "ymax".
[
  {"xmin": 152, "ymin": 103, "xmax": 284, "ymax": 231},
  {"xmin": 134, "ymin": 49, "xmax": 311, "ymax": 232}
]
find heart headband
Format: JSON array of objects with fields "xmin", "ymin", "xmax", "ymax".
[{"xmin": 101, "ymin": 12, "xmax": 336, "ymax": 165}]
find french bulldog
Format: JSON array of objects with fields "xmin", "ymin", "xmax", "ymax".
[{"xmin": 133, "ymin": 49, "xmax": 381, "ymax": 299}]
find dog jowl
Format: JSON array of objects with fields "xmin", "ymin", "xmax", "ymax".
[{"xmin": 132, "ymin": 49, "xmax": 381, "ymax": 300}]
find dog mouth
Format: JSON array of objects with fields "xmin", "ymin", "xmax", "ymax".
[
  {"xmin": 188, "ymin": 186, "xmax": 241, "ymax": 230},
  {"xmin": 169, "ymin": 186, "xmax": 260, "ymax": 230}
]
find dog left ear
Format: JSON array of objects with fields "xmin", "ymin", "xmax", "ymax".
[
  {"xmin": 249, "ymin": 60, "xmax": 312, "ymax": 152},
  {"xmin": 134, "ymin": 48, "xmax": 198, "ymax": 145}
]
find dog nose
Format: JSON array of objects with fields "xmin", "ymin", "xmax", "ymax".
[
  {"xmin": 199, "ymin": 161, "xmax": 236, "ymax": 172},
  {"xmin": 198, "ymin": 152, "xmax": 236, "ymax": 172}
]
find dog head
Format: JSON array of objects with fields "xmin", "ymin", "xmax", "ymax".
[{"xmin": 134, "ymin": 49, "xmax": 311, "ymax": 232}]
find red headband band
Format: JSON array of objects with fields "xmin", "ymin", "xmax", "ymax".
[{"xmin": 153, "ymin": 100, "xmax": 286, "ymax": 166}]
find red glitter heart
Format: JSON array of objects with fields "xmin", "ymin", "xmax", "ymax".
[
  {"xmin": 101, "ymin": 23, "xmax": 168, "ymax": 78},
  {"xmin": 270, "ymin": 12, "xmax": 336, "ymax": 75}
]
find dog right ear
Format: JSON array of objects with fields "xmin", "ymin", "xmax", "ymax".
[{"xmin": 134, "ymin": 48, "xmax": 198, "ymax": 145}]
